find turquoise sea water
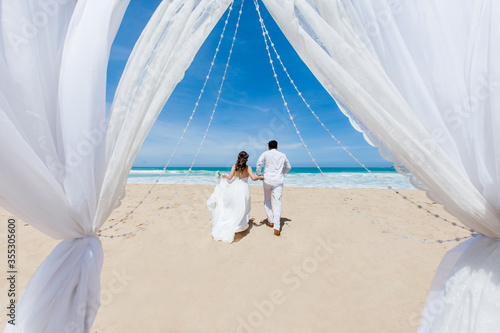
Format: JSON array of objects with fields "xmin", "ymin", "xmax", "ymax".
[{"xmin": 128, "ymin": 167, "xmax": 414, "ymax": 189}]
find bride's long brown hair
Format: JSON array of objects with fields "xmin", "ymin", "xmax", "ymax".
[{"xmin": 235, "ymin": 151, "xmax": 249, "ymax": 173}]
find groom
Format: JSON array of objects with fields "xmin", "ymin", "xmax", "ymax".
[{"xmin": 256, "ymin": 140, "xmax": 291, "ymax": 236}]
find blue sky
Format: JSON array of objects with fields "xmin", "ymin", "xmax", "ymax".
[{"xmin": 106, "ymin": 0, "xmax": 391, "ymax": 168}]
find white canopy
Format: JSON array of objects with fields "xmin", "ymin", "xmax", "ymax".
[{"xmin": 1, "ymin": 0, "xmax": 498, "ymax": 332}]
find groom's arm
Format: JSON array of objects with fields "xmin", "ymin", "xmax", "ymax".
[
  {"xmin": 256, "ymin": 153, "xmax": 265, "ymax": 176},
  {"xmin": 283, "ymin": 156, "xmax": 291, "ymax": 174}
]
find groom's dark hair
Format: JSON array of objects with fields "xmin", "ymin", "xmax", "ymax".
[{"xmin": 268, "ymin": 140, "xmax": 278, "ymax": 149}]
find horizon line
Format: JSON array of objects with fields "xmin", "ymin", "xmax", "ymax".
[{"xmin": 131, "ymin": 165, "xmax": 395, "ymax": 169}]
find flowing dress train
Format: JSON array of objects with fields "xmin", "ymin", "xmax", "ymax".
[{"xmin": 207, "ymin": 176, "xmax": 251, "ymax": 243}]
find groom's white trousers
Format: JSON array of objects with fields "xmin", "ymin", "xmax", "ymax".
[{"xmin": 263, "ymin": 182, "xmax": 283, "ymax": 230}]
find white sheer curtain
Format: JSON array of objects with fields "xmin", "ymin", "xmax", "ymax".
[
  {"xmin": 261, "ymin": 0, "xmax": 500, "ymax": 331},
  {"xmin": 1, "ymin": 1, "xmax": 129, "ymax": 331},
  {"xmin": 0, "ymin": 0, "xmax": 231, "ymax": 332}
]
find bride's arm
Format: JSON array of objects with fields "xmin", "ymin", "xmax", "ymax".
[
  {"xmin": 248, "ymin": 166, "xmax": 264, "ymax": 181},
  {"xmin": 223, "ymin": 165, "xmax": 236, "ymax": 180}
]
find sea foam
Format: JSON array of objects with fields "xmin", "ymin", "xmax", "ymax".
[{"xmin": 127, "ymin": 168, "xmax": 414, "ymax": 189}]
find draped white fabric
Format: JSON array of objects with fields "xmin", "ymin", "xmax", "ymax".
[
  {"xmin": 261, "ymin": 0, "xmax": 500, "ymax": 331},
  {"xmin": 0, "ymin": 0, "xmax": 231, "ymax": 331},
  {"xmin": 3, "ymin": 0, "xmax": 498, "ymax": 330},
  {"xmin": 1, "ymin": 1, "xmax": 128, "ymax": 331}
]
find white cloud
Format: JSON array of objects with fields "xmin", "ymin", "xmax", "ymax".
[
  {"xmin": 218, "ymin": 97, "xmax": 270, "ymax": 112},
  {"xmin": 277, "ymin": 142, "xmax": 303, "ymax": 150}
]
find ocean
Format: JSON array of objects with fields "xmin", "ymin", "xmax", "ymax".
[{"xmin": 127, "ymin": 167, "xmax": 414, "ymax": 189}]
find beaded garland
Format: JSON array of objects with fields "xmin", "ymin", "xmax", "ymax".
[{"xmin": 99, "ymin": 0, "xmax": 472, "ymax": 244}]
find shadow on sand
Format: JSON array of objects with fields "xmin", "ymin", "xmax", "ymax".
[{"xmin": 233, "ymin": 217, "xmax": 292, "ymax": 242}]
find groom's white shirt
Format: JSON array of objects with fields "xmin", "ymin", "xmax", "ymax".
[{"xmin": 256, "ymin": 149, "xmax": 291, "ymax": 186}]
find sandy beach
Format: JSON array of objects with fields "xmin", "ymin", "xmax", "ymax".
[{"xmin": 0, "ymin": 184, "xmax": 471, "ymax": 332}]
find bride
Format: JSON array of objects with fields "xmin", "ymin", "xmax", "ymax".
[{"xmin": 207, "ymin": 151, "xmax": 264, "ymax": 243}]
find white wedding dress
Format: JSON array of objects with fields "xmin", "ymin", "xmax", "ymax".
[{"xmin": 207, "ymin": 176, "xmax": 251, "ymax": 243}]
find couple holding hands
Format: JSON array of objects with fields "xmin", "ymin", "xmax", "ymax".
[{"xmin": 207, "ymin": 140, "xmax": 291, "ymax": 243}]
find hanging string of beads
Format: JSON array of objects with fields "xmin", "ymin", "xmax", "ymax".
[
  {"xmin": 252, "ymin": 0, "xmax": 471, "ymax": 233},
  {"xmin": 99, "ymin": 0, "xmax": 245, "ymax": 238},
  {"xmin": 252, "ymin": 0, "xmax": 471, "ymax": 243},
  {"xmin": 100, "ymin": 0, "xmax": 472, "ymax": 242},
  {"xmin": 252, "ymin": 0, "xmax": 473, "ymax": 237}
]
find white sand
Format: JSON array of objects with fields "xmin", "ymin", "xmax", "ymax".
[{"xmin": 0, "ymin": 185, "xmax": 471, "ymax": 332}]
